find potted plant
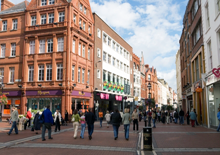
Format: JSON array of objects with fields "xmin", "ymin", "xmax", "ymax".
[
  {"xmin": 113, "ymin": 83, "xmax": 117, "ymax": 92},
  {"xmin": 103, "ymin": 81, "xmax": 108, "ymax": 90},
  {"xmin": 121, "ymin": 85, "xmax": 124, "ymax": 93},
  {"xmin": 117, "ymin": 84, "xmax": 121, "ymax": 92},
  {"xmin": 108, "ymin": 81, "xmax": 112, "ymax": 91},
  {"xmin": 0, "ymin": 94, "xmax": 8, "ymax": 105}
]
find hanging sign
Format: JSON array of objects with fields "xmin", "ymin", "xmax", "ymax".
[{"xmin": 212, "ymin": 68, "xmax": 220, "ymax": 78}]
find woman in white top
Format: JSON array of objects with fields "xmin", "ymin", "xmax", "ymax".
[
  {"xmin": 105, "ymin": 111, "xmax": 111, "ymax": 128},
  {"xmin": 54, "ymin": 110, "xmax": 61, "ymax": 132}
]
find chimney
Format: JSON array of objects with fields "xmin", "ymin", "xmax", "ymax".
[
  {"xmin": 1, "ymin": 0, "xmax": 15, "ymax": 11},
  {"xmin": 145, "ymin": 64, "xmax": 149, "ymax": 68}
]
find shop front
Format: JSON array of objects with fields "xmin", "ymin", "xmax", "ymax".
[
  {"xmin": 26, "ymin": 90, "xmax": 62, "ymax": 114},
  {"xmin": 186, "ymin": 87, "xmax": 193, "ymax": 112},
  {"xmin": 1, "ymin": 91, "xmax": 22, "ymax": 117}
]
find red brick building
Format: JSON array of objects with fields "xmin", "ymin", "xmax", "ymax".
[{"xmin": 0, "ymin": 0, "xmax": 94, "ymax": 118}]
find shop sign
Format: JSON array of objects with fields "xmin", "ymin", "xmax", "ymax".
[
  {"xmin": 0, "ymin": 91, "xmax": 21, "ymax": 96},
  {"xmin": 100, "ymin": 93, "xmax": 109, "ymax": 100},
  {"xmin": 72, "ymin": 90, "xmax": 92, "ymax": 97},
  {"xmin": 186, "ymin": 88, "xmax": 191, "ymax": 94},
  {"xmin": 115, "ymin": 95, "xmax": 122, "ymax": 101},
  {"xmin": 26, "ymin": 90, "xmax": 62, "ymax": 96},
  {"xmin": 212, "ymin": 68, "xmax": 220, "ymax": 78},
  {"xmin": 206, "ymin": 73, "xmax": 220, "ymax": 86}
]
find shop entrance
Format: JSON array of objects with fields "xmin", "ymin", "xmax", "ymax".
[
  {"xmin": 2, "ymin": 98, "xmax": 21, "ymax": 116},
  {"xmin": 72, "ymin": 98, "xmax": 89, "ymax": 113}
]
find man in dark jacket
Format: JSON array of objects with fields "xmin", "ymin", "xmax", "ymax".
[
  {"xmin": 85, "ymin": 108, "xmax": 95, "ymax": 140},
  {"xmin": 42, "ymin": 106, "xmax": 54, "ymax": 141},
  {"xmin": 110, "ymin": 109, "xmax": 122, "ymax": 140},
  {"xmin": 179, "ymin": 109, "xmax": 185, "ymax": 125}
]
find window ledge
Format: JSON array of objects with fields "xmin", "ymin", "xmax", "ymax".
[
  {"xmin": 205, "ymin": 27, "xmax": 211, "ymax": 35},
  {"xmin": 215, "ymin": 12, "xmax": 220, "ymax": 22},
  {"xmin": 7, "ymin": 83, "xmax": 14, "ymax": 85},
  {"xmin": 0, "ymin": 57, "xmax": 5, "ymax": 59},
  {"xmin": 10, "ymin": 29, "xmax": 17, "ymax": 31},
  {"xmin": 0, "ymin": 30, "xmax": 7, "ymax": 33},
  {"xmin": 8, "ymin": 56, "xmax": 16, "ymax": 58}
]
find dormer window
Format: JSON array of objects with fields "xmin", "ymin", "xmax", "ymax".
[
  {"xmin": 41, "ymin": 0, "xmax": 47, "ymax": 6},
  {"xmin": 49, "ymin": 0, "xmax": 54, "ymax": 5}
]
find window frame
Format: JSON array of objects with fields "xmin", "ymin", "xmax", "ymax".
[
  {"xmin": 59, "ymin": 12, "xmax": 65, "ymax": 22},
  {"xmin": 41, "ymin": 0, "xmax": 47, "ymax": 6},
  {"xmin": 31, "ymin": 16, "xmax": 36, "ymax": 26},
  {"xmin": 48, "ymin": 13, "xmax": 54, "ymax": 24},
  {"xmin": 72, "ymin": 65, "xmax": 75, "ymax": 81},
  {"xmin": 46, "ymin": 64, "xmax": 52, "ymax": 81},
  {"xmin": 38, "ymin": 65, "xmax": 44, "ymax": 81},
  {"xmin": 57, "ymin": 64, "xmax": 63, "ymax": 81},
  {"xmin": 47, "ymin": 39, "xmax": 53, "ymax": 53},
  {"xmin": 39, "ymin": 40, "xmax": 45, "ymax": 53},
  {"xmin": 12, "ymin": 19, "xmax": 18, "ymax": 30},
  {"xmin": 78, "ymin": 67, "xmax": 81, "ymax": 82},
  {"xmin": 9, "ymin": 67, "xmax": 15, "ymax": 83},
  {"xmin": 2, "ymin": 20, "xmax": 7, "ymax": 31},
  {"xmin": 82, "ymin": 68, "xmax": 85, "ymax": 83},
  {"xmin": 57, "ymin": 37, "xmax": 64, "ymax": 52},
  {"xmin": 11, "ymin": 43, "xmax": 16, "ymax": 57},
  {"xmin": 29, "ymin": 40, "xmax": 35, "ymax": 54},
  {"xmin": 41, "ymin": 14, "xmax": 46, "ymax": 25},
  {"xmin": 1, "ymin": 44, "xmax": 6, "ymax": 58},
  {"xmin": 49, "ymin": 0, "xmax": 55, "ymax": 5}
]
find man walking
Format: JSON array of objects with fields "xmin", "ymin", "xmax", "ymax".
[
  {"xmin": 179, "ymin": 109, "xmax": 185, "ymax": 125},
  {"xmin": 148, "ymin": 110, "xmax": 152, "ymax": 126},
  {"xmin": 42, "ymin": 105, "xmax": 54, "ymax": 141},
  {"xmin": 7, "ymin": 107, "xmax": 18, "ymax": 135},
  {"xmin": 85, "ymin": 108, "xmax": 95, "ymax": 140},
  {"xmin": 132, "ymin": 109, "xmax": 138, "ymax": 132},
  {"xmin": 98, "ymin": 109, "xmax": 103, "ymax": 128}
]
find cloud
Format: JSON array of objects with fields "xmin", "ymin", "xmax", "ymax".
[{"xmin": 157, "ymin": 69, "xmax": 177, "ymax": 91}]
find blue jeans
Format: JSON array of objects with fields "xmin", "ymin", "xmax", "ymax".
[
  {"xmin": 42, "ymin": 123, "xmax": 52, "ymax": 140},
  {"xmin": 180, "ymin": 116, "xmax": 184, "ymax": 124},
  {"xmin": 80, "ymin": 124, "xmax": 86, "ymax": 138},
  {"xmin": 174, "ymin": 118, "xmax": 178, "ymax": 123},
  {"xmin": 87, "ymin": 124, "xmax": 94, "ymax": 136},
  {"xmin": 99, "ymin": 118, "xmax": 103, "ymax": 127},
  {"xmin": 152, "ymin": 119, "xmax": 156, "ymax": 127},
  {"xmin": 124, "ymin": 124, "xmax": 130, "ymax": 139},
  {"xmin": 113, "ymin": 125, "xmax": 119, "ymax": 138},
  {"xmin": 9, "ymin": 121, "xmax": 18, "ymax": 134},
  {"xmin": 217, "ymin": 120, "xmax": 220, "ymax": 132}
]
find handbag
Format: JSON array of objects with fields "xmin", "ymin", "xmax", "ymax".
[{"xmin": 72, "ymin": 115, "xmax": 75, "ymax": 122}]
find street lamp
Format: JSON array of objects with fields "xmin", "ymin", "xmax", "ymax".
[{"xmin": 147, "ymin": 83, "xmax": 151, "ymax": 110}]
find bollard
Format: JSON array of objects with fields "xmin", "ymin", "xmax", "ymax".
[{"xmin": 143, "ymin": 127, "xmax": 152, "ymax": 151}]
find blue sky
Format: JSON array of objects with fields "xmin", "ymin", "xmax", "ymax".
[{"xmin": 0, "ymin": 0, "xmax": 188, "ymax": 91}]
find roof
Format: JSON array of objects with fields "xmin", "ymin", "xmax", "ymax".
[{"xmin": 0, "ymin": 1, "xmax": 28, "ymax": 15}]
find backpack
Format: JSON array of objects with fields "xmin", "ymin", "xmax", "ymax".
[
  {"xmin": 38, "ymin": 112, "xmax": 44, "ymax": 124},
  {"xmin": 152, "ymin": 112, "xmax": 156, "ymax": 119}
]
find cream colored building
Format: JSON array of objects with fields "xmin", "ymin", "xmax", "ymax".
[{"xmin": 176, "ymin": 50, "xmax": 182, "ymax": 108}]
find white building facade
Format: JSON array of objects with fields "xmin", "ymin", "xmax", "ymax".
[
  {"xmin": 201, "ymin": 0, "xmax": 220, "ymax": 128},
  {"xmin": 133, "ymin": 64, "xmax": 141, "ymax": 105},
  {"xmin": 176, "ymin": 50, "xmax": 182, "ymax": 108}
]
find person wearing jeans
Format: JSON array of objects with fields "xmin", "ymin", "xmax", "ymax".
[
  {"xmin": 85, "ymin": 108, "xmax": 95, "ymax": 140},
  {"xmin": 217, "ymin": 108, "xmax": 220, "ymax": 132},
  {"xmin": 80, "ymin": 113, "xmax": 86, "ymax": 139},
  {"xmin": 72, "ymin": 109, "xmax": 81, "ymax": 139},
  {"xmin": 122, "ymin": 108, "xmax": 130, "ymax": 140},
  {"xmin": 152, "ymin": 109, "xmax": 156, "ymax": 128},
  {"xmin": 132, "ymin": 109, "xmax": 139, "ymax": 131},
  {"xmin": 179, "ymin": 109, "xmax": 185, "ymax": 125},
  {"xmin": 99, "ymin": 109, "xmax": 103, "ymax": 128},
  {"xmin": 7, "ymin": 107, "xmax": 18, "ymax": 135},
  {"xmin": 111, "ymin": 109, "xmax": 122, "ymax": 140}
]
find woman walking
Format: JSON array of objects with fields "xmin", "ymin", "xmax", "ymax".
[
  {"xmin": 33, "ymin": 111, "xmax": 41, "ymax": 134},
  {"xmin": 110, "ymin": 109, "xmax": 122, "ymax": 140},
  {"xmin": 54, "ymin": 110, "xmax": 61, "ymax": 132},
  {"xmin": 174, "ymin": 110, "xmax": 179, "ymax": 124},
  {"xmin": 122, "ymin": 108, "xmax": 131, "ymax": 140},
  {"xmin": 80, "ymin": 113, "xmax": 86, "ymax": 139},
  {"xmin": 132, "ymin": 109, "xmax": 139, "ymax": 131},
  {"xmin": 105, "ymin": 111, "xmax": 111, "ymax": 128},
  {"xmin": 161, "ymin": 110, "xmax": 166, "ymax": 124},
  {"xmin": 72, "ymin": 110, "xmax": 81, "ymax": 139},
  {"xmin": 189, "ymin": 109, "xmax": 197, "ymax": 127},
  {"xmin": 64, "ymin": 110, "xmax": 68, "ymax": 126},
  {"xmin": 186, "ymin": 110, "xmax": 190, "ymax": 125},
  {"xmin": 157, "ymin": 111, "xmax": 161, "ymax": 122}
]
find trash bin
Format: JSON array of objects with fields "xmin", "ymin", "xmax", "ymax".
[
  {"xmin": 143, "ymin": 127, "xmax": 152, "ymax": 151},
  {"xmin": 0, "ymin": 113, "xmax": 2, "ymax": 122}
]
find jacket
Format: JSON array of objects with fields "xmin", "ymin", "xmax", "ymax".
[
  {"xmin": 85, "ymin": 112, "xmax": 95, "ymax": 125},
  {"xmin": 217, "ymin": 111, "xmax": 220, "ymax": 120},
  {"xmin": 110, "ymin": 112, "xmax": 122, "ymax": 126},
  {"xmin": 131, "ymin": 112, "xmax": 138, "ymax": 119},
  {"xmin": 72, "ymin": 114, "xmax": 81, "ymax": 122},
  {"xmin": 105, "ymin": 113, "xmax": 111, "ymax": 122},
  {"xmin": 179, "ymin": 110, "xmax": 184, "ymax": 116},
  {"xmin": 122, "ymin": 113, "xmax": 130, "ymax": 125},
  {"xmin": 54, "ymin": 112, "xmax": 61, "ymax": 122},
  {"xmin": 10, "ymin": 110, "xmax": 18, "ymax": 122},
  {"xmin": 26, "ymin": 111, "xmax": 32, "ymax": 119},
  {"xmin": 64, "ymin": 112, "xmax": 68, "ymax": 121},
  {"xmin": 189, "ymin": 112, "xmax": 197, "ymax": 120},
  {"xmin": 33, "ymin": 113, "xmax": 41, "ymax": 130},
  {"xmin": 43, "ymin": 109, "xmax": 54, "ymax": 124},
  {"xmin": 174, "ymin": 112, "xmax": 178, "ymax": 118}
]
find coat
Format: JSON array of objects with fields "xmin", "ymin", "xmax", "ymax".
[
  {"xmin": 122, "ymin": 113, "xmax": 130, "ymax": 125},
  {"xmin": 105, "ymin": 113, "xmax": 111, "ymax": 122},
  {"xmin": 33, "ymin": 113, "xmax": 41, "ymax": 130},
  {"xmin": 85, "ymin": 112, "xmax": 95, "ymax": 125},
  {"xmin": 26, "ymin": 111, "xmax": 32, "ymax": 119},
  {"xmin": 54, "ymin": 112, "xmax": 61, "ymax": 122},
  {"xmin": 189, "ymin": 112, "xmax": 197, "ymax": 120},
  {"xmin": 10, "ymin": 110, "xmax": 18, "ymax": 122},
  {"xmin": 217, "ymin": 111, "xmax": 220, "ymax": 120},
  {"xmin": 43, "ymin": 109, "xmax": 54, "ymax": 124},
  {"xmin": 110, "ymin": 112, "xmax": 122, "ymax": 126},
  {"xmin": 65, "ymin": 112, "xmax": 68, "ymax": 121}
]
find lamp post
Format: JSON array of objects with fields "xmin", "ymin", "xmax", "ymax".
[
  {"xmin": 147, "ymin": 83, "xmax": 151, "ymax": 110},
  {"xmin": 0, "ymin": 76, "xmax": 4, "ymax": 122}
]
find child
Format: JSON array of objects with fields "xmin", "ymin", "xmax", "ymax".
[{"xmin": 80, "ymin": 113, "xmax": 86, "ymax": 139}]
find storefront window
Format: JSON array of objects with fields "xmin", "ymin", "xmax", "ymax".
[
  {"xmin": 52, "ymin": 98, "xmax": 61, "ymax": 114},
  {"xmin": 208, "ymin": 85, "xmax": 216, "ymax": 127}
]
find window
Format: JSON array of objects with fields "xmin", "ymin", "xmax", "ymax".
[
  {"xmin": 41, "ymin": 0, "xmax": 46, "ymax": 6},
  {"xmin": 48, "ymin": 13, "xmax": 54, "ymax": 23},
  {"xmin": 108, "ymin": 38, "xmax": 111, "ymax": 46},
  {"xmin": 112, "ymin": 58, "xmax": 115, "ymax": 66},
  {"xmin": 82, "ymin": 69, "xmax": 85, "ymax": 83},
  {"xmin": 120, "ymin": 62, "xmax": 122, "ymax": 70},
  {"xmin": 41, "ymin": 14, "xmax": 46, "ymax": 24},
  {"xmin": 120, "ymin": 47, "xmax": 122, "ymax": 55},
  {"xmin": 97, "ymin": 48, "xmax": 101, "ymax": 57},
  {"xmin": 72, "ymin": 40, "xmax": 75, "ymax": 53},
  {"xmin": 84, "ymin": 7, "xmax": 87, "ymax": 14},
  {"xmin": 192, "ymin": 0, "xmax": 199, "ymax": 19},
  {"xmin": 47, "ymin": 39, "xmax": 53, "ymax": 52},
  {"xmin": 195, "ymin": 57, "xmax": 199, "ymax": 81},
  {"xmin": 217, "ymin": 0, "xmax": 220, "ymax": 13},
  {"xmin": 78, "ymin": 67, "xmax": 81, "ymax": 82},
  {"xmin": 88, "ymin": 26, "xmax": 91, "ymax": 33},
  {"xmin": 58, "ymin": 38, "xmax": 64, "ymax": 52},
  {"xmin": 97, "ymin": 29, "xmax": 101, "ymax": 38},
  {"xmin": 103, "ymin": 34, "xmax": 107, "ymax": 42},
  {"xmin": 38, "ymin": 65, "xmax": 44, "ymax": 81},
  {"xmin": 205, "ymin": 4, "xmax": 210, "ymax": 29},
  {"xmin": 39, "ymin": 40, "xmax": 45, "ymax": 53},
  {"xmin": 11, "ymin": 43, "xmax": 16, "ymax": 56},
  {"xmin": 108, "ymin": 55, "xmax": 111, "ymax": 64},
  {"xmin": 134, "ymin": 75, "xmax": 136, "ymax": 83},
  {"xmin": 88, "ymin": 48, "xmax": 90, "ymax": 60},
  {"xmin": 28, "ymin": 66, "xmax": 34, "ymax": 82},
  {"xmin": 83, "ymin": 22, "xmax": 85, "ymax": 30},
  {"xmin": 103, "ymin": 52, "xmax": 106, "ymax": 61},
  {"xmin": 2, "ymin": 21, "xmax": 7, "ymax": 31},
  {"xmin": 148, "ymin": 74, "xmax": 151, "ymax": 80},
  {"xmin": 0, "ymin": 68, "xmax": 4, "ymax": 83},
  {"xmin": 127, "ymin": 66, "xmax": 129, "ymax": 73},
  {"xmin": 82, "ymin": 45, "xmax": 85, "ymax": 57},
  {"xmin": 49, "ymin": 0, "xmax": 54, "ymax": 5},
  {"xmin": 72, "ymin": 65, "xmax": 75, "ymax": 81},
  {"xmin": 73, "ymin": 14, "xmax": 76, "ymax": 24},
  {"xmin": 124, "ymin": 64, "xmax": 126, "ymax": 72},
  {"xmin": 208, "ymin": 41, "xmax": 213, "ymax": 70},
  {"xmin": 192, "ymin": 23, "xmax": 201, "ymax": 46},
  {"xmin": 87, "ymin": 70, "xmax": 90, "ymax": 84},
  {"xmin": 124, "ymin": 50, "xmax": 126, "ymax": 58},
  {"xmin": 108, "ymin": 72, "xmax": 111, "ymax": 82},
  {"xmin": 29, "ymin": 41, "xmax": 35, "ymax": 54},
  {"xmin": 117, "ymin": 60, "xmax": 119, "ymax": 68},
  {"xmin": 79, "ymin": 19, "xmax": 82, "ymax": 27},
  {"xmin": 116, "ymin": 45, "xmax": 119, "ymax": 52},
  {"xmin": 46, "ymin": 64, "xmax": 52, "ymax": 81},
  {"xmin": 80, "ymin": 3, "xmax": 83, "ymax": 11},
  {"xmin": 31, "ymin": 16, "xmax": 36, "ymax": 26},
  {"xmin": 9, "ymin": 67, "xmax": 14, "ymax": 83},
  {"xmin": 97, "ymin": 69, "xmax": 100, "ymax": 79},
  {"xmin": 78, "ymin": 43, "xmax": 81, "ymax": 56},
  {"xmin": 12, "ymin": 19, "xmax": 17, "ymax": 30},
  {"xmin": 59, "ymin": 12, "xmax": 65, "ymax": 22},
  {"xmin": 127, "ymin": 52, "xmax": 129, "ymax": 59},
  {"xmin": 112, "ymin": 42, "xmax": 115, "ymax": 50},
  {"xmin": 57, "ymin": 64, "xmax": 63, "ymax": 80}
]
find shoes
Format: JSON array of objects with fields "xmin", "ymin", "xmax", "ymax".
[
  {"xmin": 42, "ymin": 139, "xmax": 46, "ymax": 141},
  {"xmin": 114, "ymin": 137, "xmax": 117, "ymax": 140},
  {"xmin": 126, "ymin": 138, "xmax": 129, "ymax": 141},
  {"xmin": 49, "ymin": 137, "xmax": 53, "ymax": 139},
  {"xmin": 89, "ymin": 136, "xmax": 91, "ymax": 140},
  {"xmin": 36, "ymin": 132, "xmax": 38, "ymax": 134},
  {"xmin": 7, "ymin": 133, "xmax": 10, "ymax": 135},
  {"xmin": 74, "ymin": 137, "xmax": 77, "ymax": 139},
  {"xmin": 54, "ymin": 130, "xmax": 57, "ymax": 132},
  {"xmin": 16, "ymin": 133, "xmax": 18, "ymax": 134},
  {"xmin": 80, "ymin": 136, "xmax": 81, "ymax": 138}
]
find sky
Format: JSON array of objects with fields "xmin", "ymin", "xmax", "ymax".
[{"xmin": 0, "ymin": 0, "xmax": 188, "ymax": 91}]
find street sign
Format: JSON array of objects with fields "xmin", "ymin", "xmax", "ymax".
[{"xmin": 15, "ymin": 79, "xmax": 22, "ymax": 82}]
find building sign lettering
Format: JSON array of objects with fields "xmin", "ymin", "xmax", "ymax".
[{"xmin": 37, "ymin": 91, "xmax": 50, "ymax": 95}]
